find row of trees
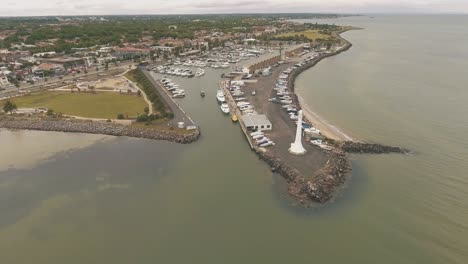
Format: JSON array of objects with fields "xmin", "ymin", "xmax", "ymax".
[
  {"xmin": 126, "ymin": 68, "xmax": 173, "ymax": 120},
  {"xmin": 0, "ymin": 15, "xmax": 282, "ymax": 51}
]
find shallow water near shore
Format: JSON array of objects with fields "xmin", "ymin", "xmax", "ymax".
[{"xmin": 1, "ymin": 15, "xmax": 468, "ymax": 263}]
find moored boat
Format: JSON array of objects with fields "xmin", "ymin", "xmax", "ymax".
[
  {"xmin": 220, "ymin": 103, "xmax": 230, "ymax": 114},
  {"xmin": 216, "ymin": 90, "xmax": 226, "ymax": 103}
]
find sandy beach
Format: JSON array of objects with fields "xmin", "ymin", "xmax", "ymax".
[{"xmin": 296, "ymin": 94, "xmax": 354, "ymax": 142}]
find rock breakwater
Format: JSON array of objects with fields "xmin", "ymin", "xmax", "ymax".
[
  {"xmin": 256, "ymin": 148, "xmax": 351, "ymax": 206},
  {"xmin": 0, "ymin": 117, "xmax": 200, "ymax": 144},
  {"xmin": 339, "ymin": 141, "xmax": 409, "ymax": 154}
]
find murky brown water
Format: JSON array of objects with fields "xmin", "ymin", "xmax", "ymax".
[{"xmin": 1, "ymin": 15, "xmax": 467, "ymax": 264}]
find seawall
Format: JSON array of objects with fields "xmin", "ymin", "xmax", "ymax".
[
  {"xmin": 0, "ymin": 117, "xmax": 200, "ymax": 144},
  {"xmin": 258, "ymin": 28, "xmax": 408, "ymax": 205}
]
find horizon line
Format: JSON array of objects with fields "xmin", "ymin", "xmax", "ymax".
[{"xmin": 1, "ymin": 12, "xmax": 467, "ymax": 18}]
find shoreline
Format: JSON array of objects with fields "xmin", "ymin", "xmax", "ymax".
[
  {"xmin": 290, "ymin": 28, "xmax": 357, "ymax": 142},
  {"xmin": 298, "ymin": 97, "xmax": 354, "ymax": 142},
  {"xmin": 240, "ymin": 27, "xmax": 408, "ymax": 206},
  {"xmin": 0, "ymin": 116, "xmax": 200, "ymax": 144}
]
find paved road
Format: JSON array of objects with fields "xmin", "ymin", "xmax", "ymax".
[{"xmin": 141, "ymin": 68, "xmax": 196, "ymax": 127}]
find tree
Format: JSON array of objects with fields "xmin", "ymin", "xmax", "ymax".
[
  {"xmin": 117, "ymin": 113, "xmax": 125, "ymax": 119},
  {"xmin": 3, "ymin": 100, "xmax": 17, "ymax": 114},
  {"xmin": 144, "ymin": 106, "xmax": 149, "ymax": 114}
]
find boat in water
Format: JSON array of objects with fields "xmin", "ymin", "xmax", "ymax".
[
  {"xmin": 220, "ymin": 103, "xmax": 230, "ymax": 114},
  {"xmin": 231, "ymin": 114, "xmax": 238, "ymax": 122},
  {"xmin": 216, "ymin": 90, "xmax": 226, "ymax": 103},
  {"xmin": 172, "ymin": 91, "xmax": 186, "ymax": 98}
]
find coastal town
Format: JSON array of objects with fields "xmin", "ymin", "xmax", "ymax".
[{"xmin": 0, "ymin": 14, "xmax": 407, "ymax": 206}]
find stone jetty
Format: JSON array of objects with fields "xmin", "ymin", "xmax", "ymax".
[{"xmin": 0, "ymin": 117, "xmax": 200, "ymax": 144}]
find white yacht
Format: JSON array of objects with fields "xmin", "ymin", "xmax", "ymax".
[
  {"xmin": 216, "ymin": 90, "xmax": 226, "ymax": 103},
  {"xmin": 220, "ymin": 103, "xmax": 230, "ymax": 114}
]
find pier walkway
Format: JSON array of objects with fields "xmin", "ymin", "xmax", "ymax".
[{"xmin": 141, "ymin": 68, "xmax": 197, "ymax": 128}]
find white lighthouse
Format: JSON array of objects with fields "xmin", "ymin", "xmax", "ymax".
[{"xmin": 289, "ymin": 110, "xmax": 307, "ymax": 155}]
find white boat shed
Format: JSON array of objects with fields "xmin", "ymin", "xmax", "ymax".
[{"xmin": 241, "ymin": 114, "xmax": 272, "ymax": 131}]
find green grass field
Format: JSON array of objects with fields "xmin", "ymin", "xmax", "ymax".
[
  {"xmin": 4, "ymin": 91, "xmax": 147, "ymax": 119},
  {"xmin": 275, "ymin": 30, "xmax": 332, "ymax": 40}
]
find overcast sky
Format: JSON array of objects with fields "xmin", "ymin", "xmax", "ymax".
[{"xmin": 2, "ymin": 0, "xmax": 468, "ymax": 16}]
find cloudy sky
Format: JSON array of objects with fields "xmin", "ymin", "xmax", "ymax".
[{"xmin": 1, "ymin": 0, "xmax": 467, "ymax": 16}]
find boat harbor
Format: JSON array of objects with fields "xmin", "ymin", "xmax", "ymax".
[
  {"xmin": 218, "ymin": 44, "xmax": 352, "ymax": 184},
  {"xmin": 143, "ymin": 41, "xmax": 358, "ymax": 204},
  {"xmin": 144, "ymin": 69, "xmax": 197, "ymax": 128}
]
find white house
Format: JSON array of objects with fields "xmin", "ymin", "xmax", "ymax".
[
  {"xmin": 0, "ymin": 74, "xmax": 13, "ymax": 90},
  {"xmin": 152, "ymin": 46, "xmax": 174, "ymax": 52},
  {"xmin": 241, "ymin": 114, "xmax": 272, "ymax": 131}
]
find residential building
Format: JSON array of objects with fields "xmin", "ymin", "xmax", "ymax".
[
  {"xmin": 152, "ymin": 46, "xmax": 174, "ymax": 52},
  {"xmin": 114, "ymin": 47, "xmax": 151, "ymax": 59},
  {"xmin": 40, "ymin": 57, "xmax": 85, "ymax": 69},
  {"xmin": 0, "ymin": 74, "xmax": 13, "ymax": 90},
  {"xmin": 32, "ymin": 63, "xmax": 65, "ymax": 76}
]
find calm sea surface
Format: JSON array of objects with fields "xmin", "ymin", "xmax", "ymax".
[{"xmin": 1, "ymin": 15, "xmax": 467, "ymax": 263}]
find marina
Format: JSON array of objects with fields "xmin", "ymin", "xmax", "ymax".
[
  {"xmin": 217, "ymin": 39, "xmax": 375, "ymax": 204},
  {"xmin": 1, "ymin": 14, "xmax": 467, "ymax": 264}
]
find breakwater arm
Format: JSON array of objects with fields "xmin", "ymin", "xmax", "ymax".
[
  {"xmin": 338, "ymin": 141, "xmax": 410, "ymax": 154},
  {"xmin": 0, "ymin": 117, "xmax": 200, "ymax": 144}
]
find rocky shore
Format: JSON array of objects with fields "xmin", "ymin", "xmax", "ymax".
[
  {"xmin": 0, "ymin": 116, "xmax": 200, "ymax": 144},
  {"xmin": 256, "ymin": 148, "xmax": 351, "ymax": 206},
  {"xmin": 252, "ymin": 28, "xmax": 409, "ymax": 206}
]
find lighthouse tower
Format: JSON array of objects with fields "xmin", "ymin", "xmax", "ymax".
[{"xmin": 289, "ymin": 110, "xmax": 307, "ymax": 155}]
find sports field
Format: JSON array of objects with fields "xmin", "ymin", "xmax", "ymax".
[{"xmin": 5, "ymin": 91, "xmax": 147, "ymax": 119}]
